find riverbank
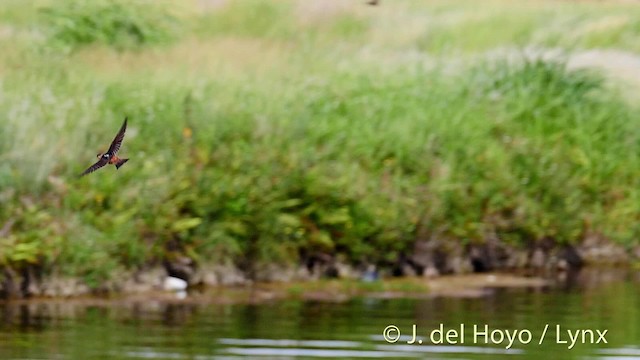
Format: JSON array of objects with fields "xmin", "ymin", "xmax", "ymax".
[
  {"xmin": 2, "ymin": 267, "xmax": 638, "ymax": 307},
  {"xmin": 1, "ymin": 233, "xmax": 637, "ymax": 299},
  {"xmin": 1, "ymin": 1, "xmax": 640, "ymax": 299}
]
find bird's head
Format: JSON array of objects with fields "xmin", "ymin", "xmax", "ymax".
[{"xmin": 96, "ymin": 152, "xmax": 110, "ymax": 159}]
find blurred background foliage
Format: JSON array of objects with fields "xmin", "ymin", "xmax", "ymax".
[
  {"xmin": 0, "ymin": 0, "xmax": 639, "ymax": 286},
  {"xmin": 42, "ymin": 0, "xmax": 183, "ymax": 51}
]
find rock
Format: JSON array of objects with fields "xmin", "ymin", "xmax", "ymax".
[
  {"xmin": 320, "ymin": 255, "xmax": 358, "ymax": 279},
  {"xmin": 556, "ymin": 259, "xmax": 569, "ymax": 272},
  {"xmin": 529, "ymin": 248, "xmax": 546, "ymax": 269},
  {"xmin": 0, "ymin": 266, "xmax": 21, "ymax": 299},
  {"xmin": 410, "ymin": 238, "xmax": 434, "ymax": 271},
  {"xmin": 557, "ymin": 245, "xmax": 583, "ymax": 270},
  {"xmin": 22, "ymin": 266, "xmax": 42, "ymax": 297},
  {"xmin": 469, "ymin": 245, "xmax": 494, "ymax": 273},
  {"xmin": 117, "ymin": 266, "xmax": 165, "ymax": 293},
  {"xmin": 254, "ymin": 263, "xmax": 310, "ymax": 282},
  {"xmin": 442, "ymin": 241, "xmax": 468, "ymax": 274},
  {"xmin": 527, "ymin": 237, "xmax": 579, "ymax": 272},
  {"xmin": 423, "ymin": 265, "xmax": 439, "ymax": 278},
  {"xmin": 409, "ymin": 236, "xmax": 456, "ymax": 275},
  {"xmin": 402, "ymin": 263, "xmax": 418, "ymax": 276},
  {"xmin": 332, "ymin": 260, "xmax": 358, "ymax": 279},
  {"xmin": 163, "ymin": 276, "xmax": 188, "ymax": 291},
  {"xmin": 102, "ymin": 265, "xmax": 207, "ymax": 295},
  {"xmin": 303, "ymin": 252, "xmax": 334, "ymax": 279},
  {"xmin": 447, "ymin": 254, "xmax": 472, "ymax": 274},
  {"xmin": 578, "ymin": 233, "xmax": 629, "ymax": 265},
  {"xmin": 213, "ymin": 264, "xmax": 248, "ymax": 285},
  {"xmin": 391, "ymin": 254, "xmax": 417, "ymax": 277},
  {"xmin": 505, "ymin": 250, "xmax": 529, "ymax": 269},
  {"xmin": 41, "ymin": 276, "xmax": 90, "ymax": 297},
  {"xmin": 190, "ymin": 264, "xmax": 219, "ymax": 287}
]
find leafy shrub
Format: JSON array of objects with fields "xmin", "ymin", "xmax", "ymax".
[{"xmin": 42, "ymin": 0, "xmax": 182, "ymax": 50}]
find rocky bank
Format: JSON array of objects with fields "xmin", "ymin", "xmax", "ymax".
[{"xmin": 1, "ymin": 232, "xmax": 637, "ymax": 299}]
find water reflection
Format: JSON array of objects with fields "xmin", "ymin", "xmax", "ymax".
[
  {"xmin": 0, "ymin": 303, "xmax": 48, "ymax": 331},
  {"xmin": 0, "ymin": 269, "xmax": 637, "ymax": 359},
  {"xmin": 162, "ymin": 303, "xmax": 197, "ymax": 327}
]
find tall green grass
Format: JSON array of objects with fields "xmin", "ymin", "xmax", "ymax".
[
  {"xmin": 41, "ymin": 0, "xmax": 183, "ymax": 51},
  {"xmin": 0, "ymin": 0, "xmax": 639, "ymax": 287}
]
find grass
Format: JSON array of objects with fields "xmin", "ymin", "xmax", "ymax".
[
  {"xmin": 41, "ymin": 0, "xmax": 183, "ymax": 51},
  {"xmin": 0, "ymin": 0, "xmax": 639, "ymax": 289}
]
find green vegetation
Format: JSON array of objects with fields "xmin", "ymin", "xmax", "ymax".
[
  {"xmin": 41, "ymin": 0, "xmax": 183, "ymax": 51},
  {"xmin": 0, "ymin": 0, "xmax": 639, "ymax": 288}
]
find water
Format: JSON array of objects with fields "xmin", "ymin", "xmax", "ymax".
[{"xmin": 0, "ymin": 270, "xmax": 638, "ymax": 360}]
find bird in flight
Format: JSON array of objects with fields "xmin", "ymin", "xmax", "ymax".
[{"xmin": 79, "ymin": 118, "xmax": 129, "ymax": 177}]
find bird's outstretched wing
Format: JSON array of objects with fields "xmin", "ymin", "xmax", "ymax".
[
  {"xmin": 79, "ymin": 157, "xmax": 109, "ymax": 177},
  {"xmin": 107, "ymin": 117, "xmax": 127, "ymax": 155}
]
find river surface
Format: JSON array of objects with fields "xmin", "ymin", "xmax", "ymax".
[{"xmin": 0, "ymin": 269, "xmax": 638, "ymax": 360}]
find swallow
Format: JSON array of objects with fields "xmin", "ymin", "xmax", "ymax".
[
  {"xmin": 79, "ymin": 117, "xmax": 129, "ymax": 177},
  {"xmin": 366, "ymin": 0, "xmax": 379, "ymax": 5}
]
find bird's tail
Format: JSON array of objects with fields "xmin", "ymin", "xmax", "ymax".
[{"xmin": 115, "ymin": 158, "xmax": 129, "ymax": 169}]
